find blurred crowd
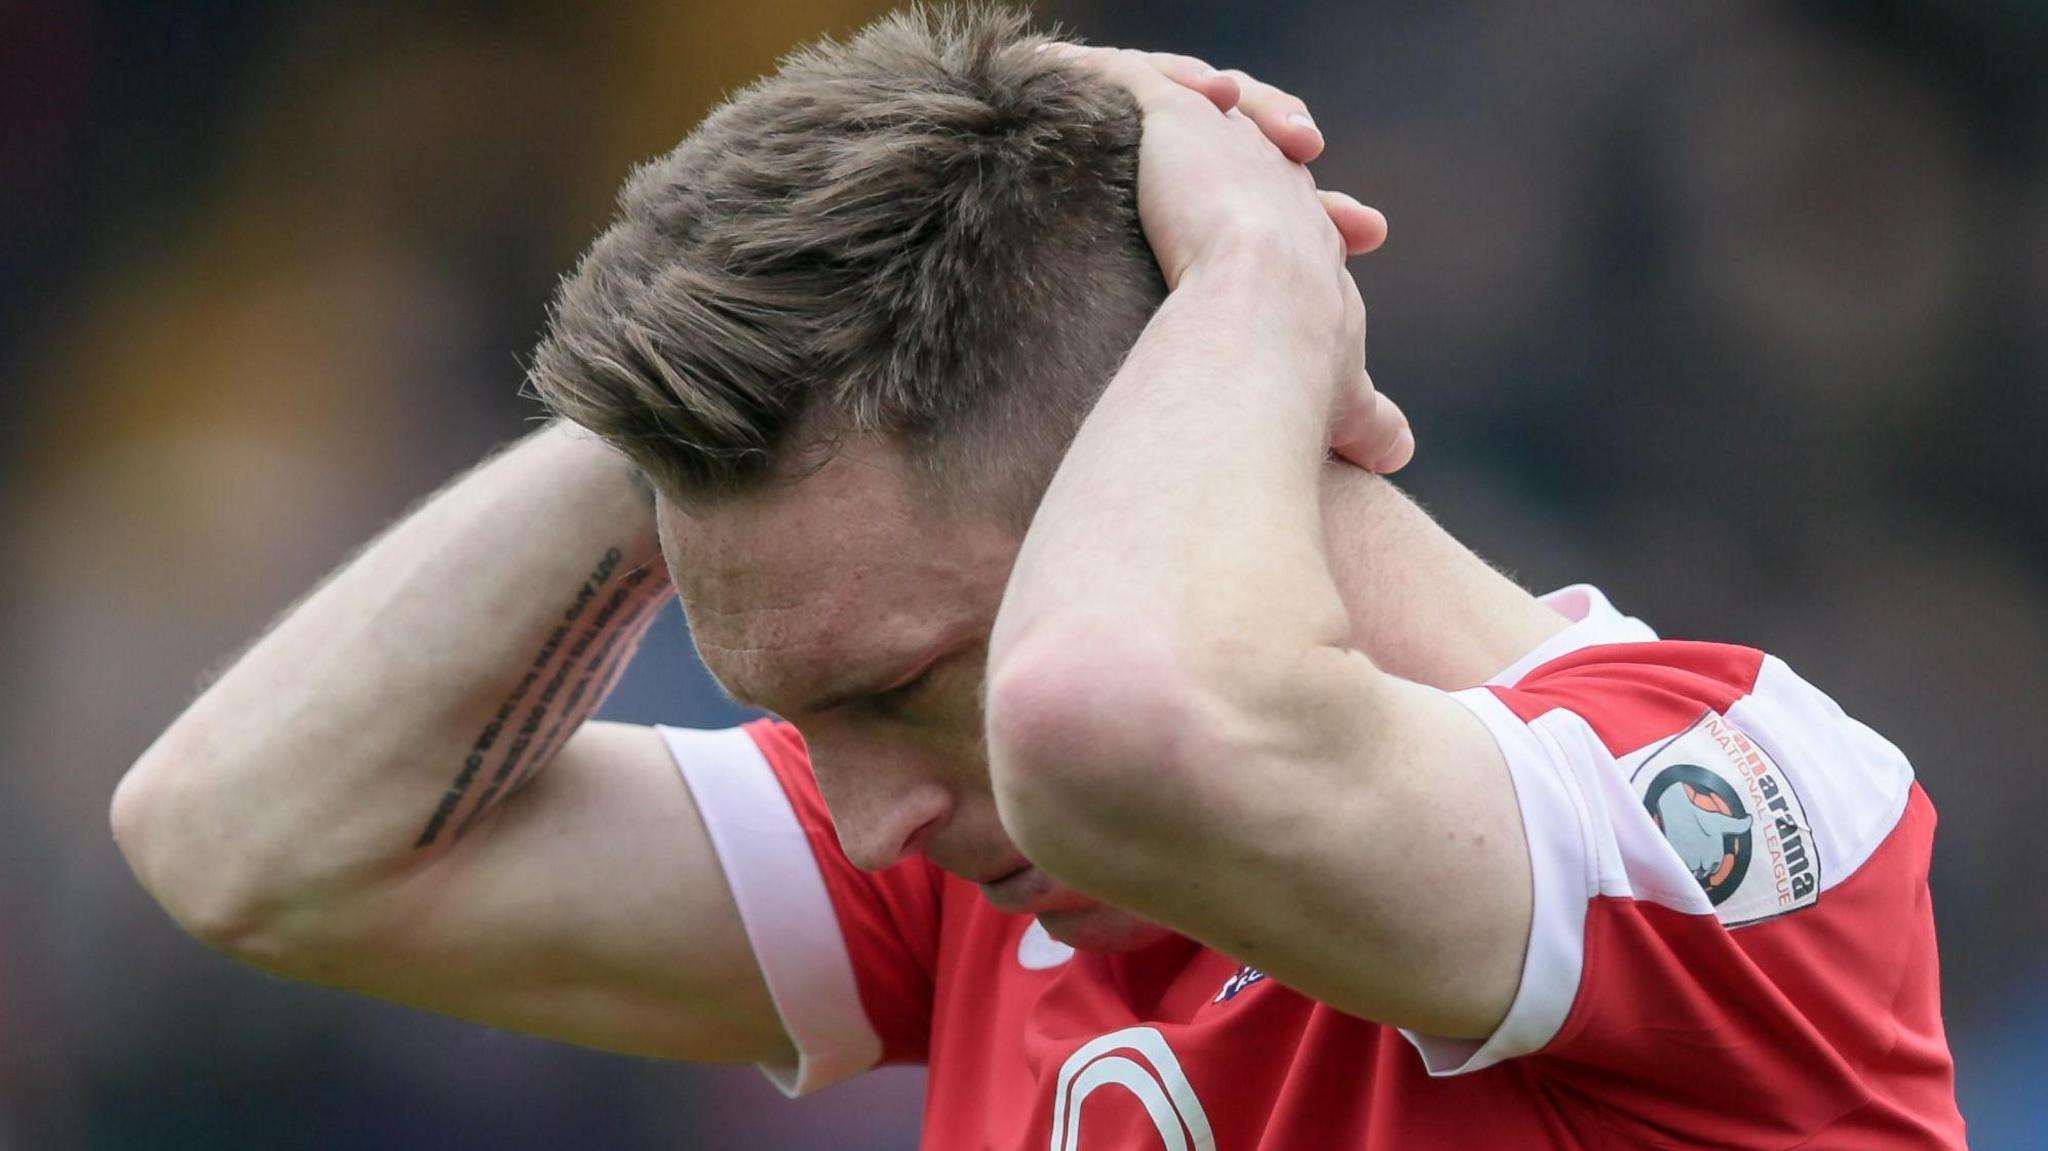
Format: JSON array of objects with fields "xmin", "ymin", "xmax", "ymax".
[{"xmin": 2, "ymin": 1, "xmax": 2042, "ymax": 1146}]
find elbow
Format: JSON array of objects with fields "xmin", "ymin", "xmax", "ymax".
[
  {"xmin": 111, "ymin": 740, "xmax": 283, "ymax": 957},
  {"xmin": 984, "ymin": 623, "xmax": 1230, "ymax": 887}
]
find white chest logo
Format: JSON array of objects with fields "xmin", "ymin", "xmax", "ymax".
[
  {"xmin": 1050, "ymin": 1027, "xmax": 1214, "ymax": 1151},
  {"xmin": 1018, "ymin": 920, "xmax": 1076, "ymax": 970}
]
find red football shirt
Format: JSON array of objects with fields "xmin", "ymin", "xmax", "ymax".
[{"xmin": 661, "ymin": 586, "xmax": 1965, "ymax": 1149}]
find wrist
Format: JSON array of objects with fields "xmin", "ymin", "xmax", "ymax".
[
  {"xmin": 1175, "ymin": 238, "xmax": 1353, "ymax": 403},
  {"xmin": 522, "ymin": 420, "xmax": 666, "ymax": 565}
]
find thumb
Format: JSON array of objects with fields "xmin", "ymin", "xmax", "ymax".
[{"xmin": 1330, "ymin": 376, "xmax": 1414, "ymax": 474}]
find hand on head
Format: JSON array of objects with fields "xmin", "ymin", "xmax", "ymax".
[{"xmin": 1041, "ymin": 42, "xmax": 1413, "ymax": 475}]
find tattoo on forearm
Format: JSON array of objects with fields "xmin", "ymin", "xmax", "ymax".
[
  {"xmin": 498, "ymin": 588, "xmax": 661, "ymax": 803},
  {"xmin": 450, "ymin": 566, "xmax": 661, "ymax": 840},
  {"xmin": 414, "ymin": 548, "xmax": 666, "ymax": 848}
]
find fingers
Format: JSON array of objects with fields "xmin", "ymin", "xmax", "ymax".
[
  {"xmin": 1134, "ymin": 51, "xmax": 1240, "ymax": 113},
  {"xmin": 1320, "ymin": 191, "xmax": 1390, "ymax": 256},
  {"xmin": 1129, "ymin": 53, "xmax": 1323, "ymax": 164},
  {"xmin": 1051, "ymin": 43, "xmax": 1387, "ymax": 252},
  {"xmin": 1040, "ymin": 43, "xmax": 1199, "ymax": 110},
  {"xmin": 1217, "ymin": 68, "xmax": 1323, "ymax": 164},
  {"xmin": 1047, "ymin": 45, "xmax": 1320, "ymax": 165}
]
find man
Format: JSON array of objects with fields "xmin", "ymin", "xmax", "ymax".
[{"xmin": 112, "ymin": 9, "xmax": 1965, "ymax": 1148}]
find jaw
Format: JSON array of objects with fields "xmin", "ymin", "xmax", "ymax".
[
  {"xmin": 973, "ymin": 860, "xmax": 1173, "ymax": 953},
  {"xmin": 1035, "ymin": 902, "xmax": 1175, "ymax": 954}
]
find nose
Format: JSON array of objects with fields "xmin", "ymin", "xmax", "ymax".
[{"xmin": 816, "ymin": 754, "xmax": 955, "ymax": 872}]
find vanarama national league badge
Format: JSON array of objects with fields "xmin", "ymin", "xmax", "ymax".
[{"xmin": 1632, "ymin": 712, "xmax": 1819, "ymax": 927}]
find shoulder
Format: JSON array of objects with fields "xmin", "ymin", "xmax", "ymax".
[
  {"xmin": 1471, "ymin": 639, "xmax": 1917, "ymax": 920},
  {"xmin": 1489, "ymin": 640, "xmax": 1767, "ymax": 742}
]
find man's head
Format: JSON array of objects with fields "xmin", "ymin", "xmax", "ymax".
[
  {"xmin": 532, "ymin": 8, "xmax": 1168, "ymax": 950},
  {"xmin": 535, "ymin": 6, "xmax": 1162, "ymax": 527}
]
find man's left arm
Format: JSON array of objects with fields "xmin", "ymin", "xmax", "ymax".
[{"xmin": 983, "ymin": 49, "xmax": 1531, "ymax": 1041}]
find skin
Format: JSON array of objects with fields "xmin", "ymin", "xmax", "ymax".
[
  {"xmin": 984, "ymin": 48, "xmax": 1539, "ymax": 1038},
  {"xmin": 111, "ymin": 424, "xmax": 797, "ymax": 1066},
  {"xmin": 657, "ymin": 50, "xmax": 1440, "ymax": 961},
  {"xmin": 663, "ymin": 444, "xmax": 1165, "ymax": 955},
  {"xmin": 663, "ymin": 48, "xmax": 1557, "ymax": 1037},
  {"xmin": 662, "ymin": 435, "xmax": 1562, "ymax": 969},
  {"xmin": 111, "ymin": 46, "xmax": 1560, "ymax": 1075}
]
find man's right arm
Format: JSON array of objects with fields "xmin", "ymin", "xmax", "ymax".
[{"xmin": 110, "ymin": 421, "xmax": 794, "ymax": 1066}]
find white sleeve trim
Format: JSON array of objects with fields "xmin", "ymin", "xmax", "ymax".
[
  {"xmin": 1398, "ymin": 688, "xmax": 1595, "ymax": 1077},
  {"xmin": 658, "ymin": 725, "xmax": 883, "ymax": 1097},
  {"xmin": 1489, "ymin": 584, "xmax": 1660, "ymax": 687},
  {"xmin": 1725, "ymin": 655, "xmax": 1915, "ymax": 895}
]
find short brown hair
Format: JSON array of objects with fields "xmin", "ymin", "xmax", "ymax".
[{"xmin": 530, "ymin": 5, "xmax": 1163, "ymax": 524}]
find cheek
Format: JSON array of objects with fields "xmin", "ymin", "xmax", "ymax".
[
  {"xmin": 804, "ymin": 717, "xmax": 990, "ymax": 819},
  {"xmin": 910, "ymin": 719, "xmax": 995, "ymax": 788},
  {"xmin": 925, "ymin": 696, "xmax": 994, "ymax": 792},
  {"xmin": 927, "ymin": 671, "xmax": 991, "ymax": 751},
  {"xmin": 800, "ymin": 731, "xmax": 877, "ymax": 815},
  {"xmin": 804, "ymin": 726, "xmax": 941, "ymax": 807}
]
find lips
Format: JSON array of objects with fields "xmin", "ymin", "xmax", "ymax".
[
  {"xmin": 975, "ymin": 861, "xmax": 1032, "ymax": 886},
  {"xmin": 978, "ymin": 863, "xmax": 1056, "ymax": 914}
]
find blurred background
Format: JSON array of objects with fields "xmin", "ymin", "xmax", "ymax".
[{"xmin": 2, "ymin": 0, "xmax": 2042, "ymax": 1146}]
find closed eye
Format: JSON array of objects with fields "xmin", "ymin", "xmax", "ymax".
[
  {"xmin": 873, "ymin": 665, "xmax": 939, "ymax": 708},
  {"xmin": 851, "ymin": 640, "xmax": 984, "ymax": 721}
]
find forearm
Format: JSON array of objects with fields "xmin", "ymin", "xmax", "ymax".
[
  {"xmin": 1317, "ymin": 468, "xmax": 1566, "ymax": 690},
  {"xmin": 112, "ymin": 421, "xmax": 670, "ymax": 944},
  {"xmin": 992, "ymin": 246, "xmax": 1353, "ymax": 714},
  {"xmin": 991, "ymin": 248, "xmax": 1559, "ymax": 717},
  {"xmin": 984, "ymin": 245, "xmax": 1384, "ymax": 894}
]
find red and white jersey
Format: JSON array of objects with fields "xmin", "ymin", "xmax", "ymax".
[{"xmin": 660, "ymin": 586, "xmax": 1964, "ymax": 1149}]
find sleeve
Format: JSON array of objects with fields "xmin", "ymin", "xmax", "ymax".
[
  {"xmin": 659, "ymin": 720, "xmax": 940, "ymax": 1097},
  {"xmin": 1401, "ymin": 642, "xmax": 1961, "ymax": 1145}
]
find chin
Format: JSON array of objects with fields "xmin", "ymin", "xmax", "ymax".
[{"xmin": 1036, "ymin": 904, "xmax": 1174, "ymax": 954}]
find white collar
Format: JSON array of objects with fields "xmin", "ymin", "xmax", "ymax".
[{"xmin": 1487, "ymin": 584, "xmax": 1658, "ymax": 688}]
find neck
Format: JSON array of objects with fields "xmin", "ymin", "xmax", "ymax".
[{"xmin": 1318, "ymin": 465, "xmax": 1568, "ymax": 690}]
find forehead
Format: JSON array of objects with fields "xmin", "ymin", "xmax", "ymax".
[{"xmin": 658, "ymin": 439, "xmax": 1019, "ymax": 709}]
